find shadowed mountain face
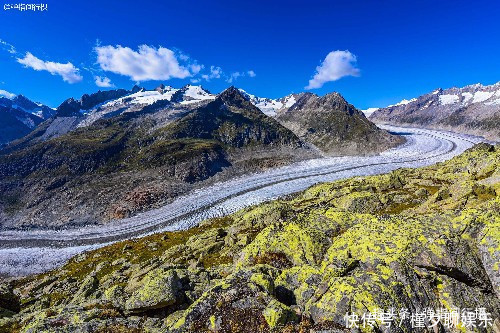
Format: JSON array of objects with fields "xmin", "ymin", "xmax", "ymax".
[
  {"xmin": 0, "ymin": 96, "xmax": 53, "ymax": 146},
  {"xmin": 369, "ymin": 82, "xmax": 500, "ymax": 141},
  {"xmin": 0, "ymin": 105, "xmax": 43, "ymax": 145},
  {"xmin": 0, "ymin": 87, "xmax": 311, "ymax": 229},
  {"xmin": 276, "ymin": 92, "xmax": 404, "ymax": 155}
]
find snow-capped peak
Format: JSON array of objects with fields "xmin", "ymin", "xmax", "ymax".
[
  {"xmin": 388, "ymin": 98, "xmax": 417, "ymax": 107},
  {"xmin": 361, "ymin": 107, "xmax": 379, "ymax": 117},
  {"xmin": 78, "ymin": 85, "xmax": 217, "ymax": 128},
  {"xmin": 237, "ymin": 89, "xmax": 301, "ymax": 117},
  {"xmin": 180, "ymin": 85, "xmax": 215, "ymax": 104},
  {"xmin": 0, "ymin": 91, "xmax": 55, "ymax": 119}
]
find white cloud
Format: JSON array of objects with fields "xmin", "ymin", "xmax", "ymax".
[
  {"xmin": 0, "ymin": 89, "xmax": 16, "ymax": 99},
  {"xmin": 94, "ymin": 76, "xmax": 115, "ymax": 88},
  {"xmin": 190, "ymin": 63, "xmax": 203, "ymax": 75},
  {"xmin": 305, "ymin": 50, "xmax": 360, "ymax": 89},
  {"xmin": 95, "ymin": 45, "xmax": 193, "ymax": 81},
  {"xmin": 191, "ymin": 78, "xmax": 201, "ymax": 83},
  {"xmin": 17, "ymin": 52, "xmax": 83, "ymax": 83},
  {"xmin": 178, "ymin": 53, "xmax": 190, "ymax": 62},
  {"xmin": 201, "ymin": 66, "xmax": 223, "ymax": 81},
  {"xmin": 225, "ymin": 70, "xmax": 257, "ymax": 83},
  {"xmin": 0, "ymin": 39, "xmax": 16, "ymax": 54},
  {"xmin": 227, "ymin": 72, "xmax": 242, "ymax": 83}
]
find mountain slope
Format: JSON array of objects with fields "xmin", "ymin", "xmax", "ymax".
[
  {"xmin": 0, "ymin": 87, "xmax": 312, "ymax": 229},
  {"xmin": 2, "ymin": 143, "xmax": 498, "ymax": 332},
  {"xmin": 276, "ymin": 92, "xmax": 404, "ymax": 155},
  {"xmin": 370, "ymin": 82, "xmax": 500, "ymax": 141},
  {"xmin": 0, "ymin": 95, "xmax": 54, "ymax": 145}
]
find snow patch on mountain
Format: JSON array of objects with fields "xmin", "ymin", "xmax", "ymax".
[
  {"xmin": 180, "ymin": 85, "xmax": 216, "ymax": 104},
  {"xmin": 439, "ymin": 94, "xmax": 459, "ymax": 105},
  {"xmin": 78, "ymin": 85, "xmax": 216, "ymax": 128},
  {"xmin": 15, "ymin": 115, "xmax": 36, "ymax": 128},
  {"xmin": 238, "ymin": 89, "xmax": 283, "ymax": 116},
  {"xmin": 389, "ymin": 98, "xmax": 417, "ymax": 107},
  {"xmin": 461, "ymin": 92, "xmax": 473, "ymax": 104},
  {"xmin": 238, "ymin": 89, "xmax": 303, "ymax": 116},
  {"xmin": 472, "ymin": 91, "xmax": 494, "ymax": 104},
  {"xmin": 361, "ymin": 107, "xmax": 379, "ymax": 117}
]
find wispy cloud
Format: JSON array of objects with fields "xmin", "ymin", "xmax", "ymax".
[
  {"xmin": 94, "ymin": 76, "xmax": 115, "ymax": 88},
  {"xmin": 0, "ymin": 89, "xmax": 16, "ymax": 99},
  {"xmin": 0, "ymin": 39, "xmax": 16, "ymax": 54},
  {"xmin": 95, "ymin": 45, "xmax": 195, "ymax": 81},
  {"xmin": 189, "ymin": 63, "xmax": 203, "ymax": 75},
  {"xmin": 201, "ymin": 66, "xmax": 222, "ymax": 81},
  {"xmin": 227, "ymin": 72, "xmax": 241, "ymax": 83},
  {"xmin": 305, "ymin": 50, "xmax": 360, "ymax": 89},
  {"xmin": 17, "ymin": 52, "xmax": 83, "ymax": 83},
  {"xmin": 226, "ymin": 69, "xmax": 256, "ymax": 83}
]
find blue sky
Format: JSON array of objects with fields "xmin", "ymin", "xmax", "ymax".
[{"xmin": 0, "ymin": 0, "xmax": 499, "ymax": 109}]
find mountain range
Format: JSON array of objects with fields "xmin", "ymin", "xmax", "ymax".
[
  {"xmin": 0, "ymin": 85, "xmax": 401, "ymax": 229},
  {"xmin": 368, "ymin": 82, "xmax": 500, "ymax": 141}
]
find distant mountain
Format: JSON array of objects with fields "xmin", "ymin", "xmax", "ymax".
[
  {"xmin": 5, "ymin": 87, "xmax": 147, "ymax": 150},
  {"xmin": 0, "ymin": 87, "xmax": 312, "ymax": 229},
  {"xmin": 238, "ymin": 89, "xmax": 304, "ymax": 117},
  {"xmin": 274, "ymin": 92, "xmax": 404, "ymax": 155},
  {"xmin": 0, "ymin": 94, "xmax": 54, "ymax": 145},
  {"xmin": 4, "ymin": 85, "xmax": 220, "ymax": 151},
  {"xmin": 369, "ymin": 82, "xmax": 500, "ymax": 141}
]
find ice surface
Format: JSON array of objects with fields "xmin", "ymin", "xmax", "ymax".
[
  {"xmin": 361, "ymin": 107, "xmax": 379, "ymax": 116},
  {"xmin": 472, "ymin": 91, "xmax": 494, "ymax": 103},
  {"xmin": 439, "ymin": 94, "xmax": 459, "ymax": 105}
]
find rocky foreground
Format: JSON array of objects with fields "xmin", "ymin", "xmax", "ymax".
[{"xmin": 0, "ymin": 144, "xmax": 499, "ymax": 332}]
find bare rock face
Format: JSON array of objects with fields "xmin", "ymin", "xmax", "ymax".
[
  {"xmin": 276, "ymin": 92, "xmax": 404, "ymax": 155},
  {"xmin": 370, "ymin": 82, "xmax": 500, "ymax": 141}
]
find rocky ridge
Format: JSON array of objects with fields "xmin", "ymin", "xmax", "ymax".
[
  {"xmin": 369, "ymin": 82, "xmax": 500, "ymax": 141},
  {"xmin": 276, "ymin": 92, "xmax": 404, "ymax": 155}
]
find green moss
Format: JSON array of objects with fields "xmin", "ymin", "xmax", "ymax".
[
  {"xmin": 262, "ymin": 300, "xmax": 296, "ymax": 328},
  {"xmin": 250, "ymin": 273, "xmax": 274, "ymax": 293}
]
